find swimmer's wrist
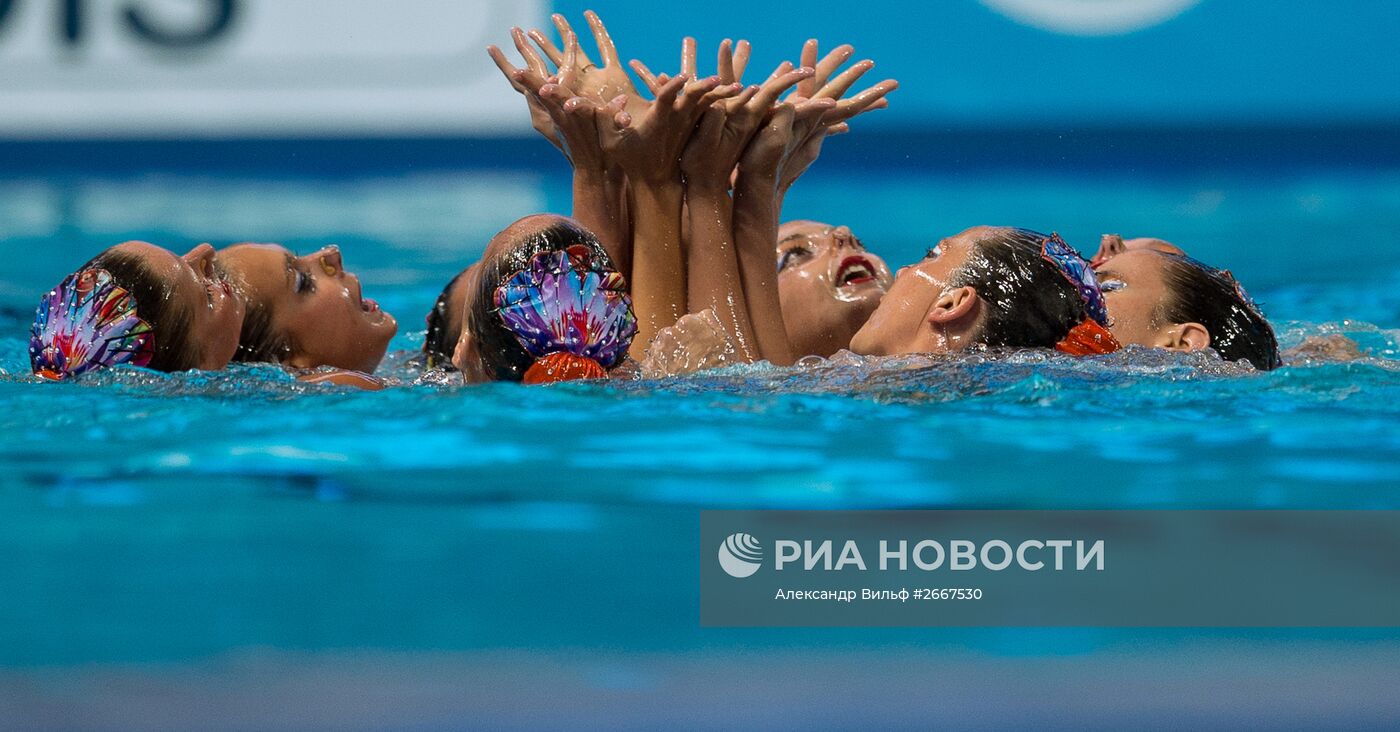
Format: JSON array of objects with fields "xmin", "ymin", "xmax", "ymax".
[
  {"xmin": 630, "ymin": 176, "xmax": 683, "ymax": 196},
  {"xmin": 734, "ymin": 169, "xmax": 780, "ymax": 194},
  {"xmin": 687, "ymin": 178, "xmax": 730, "ymax": 197},
  {"xmin": 574, "ymin": 164, "xmax": 622, "ymax": 184}
]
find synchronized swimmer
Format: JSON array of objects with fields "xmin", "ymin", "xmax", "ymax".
[{"xmin": 29, "ymin": 11, "xmax": 1284, "ymax": 388}]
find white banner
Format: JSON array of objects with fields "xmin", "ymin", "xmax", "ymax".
[{"xmin": 0, "ymin": 0, "xmax": 543, "ymax": 137}]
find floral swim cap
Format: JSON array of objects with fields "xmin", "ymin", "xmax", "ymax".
[{"xmin": 30, "ymin": 269, "xmax": 155, "ymax": 380}]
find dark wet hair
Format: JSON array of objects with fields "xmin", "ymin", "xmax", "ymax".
[
  {"xmin": 85, "ymin": 249, "xmax": 199, "ymax": 372},
  {"xmin": 232, "ymin": 297, "xmax": 292, "ymax": 364},
  {"xmin": 950, "ymin": 228, "xmax": 1087, "ymax": 348},
  {"xmin": 466, "ymin": 219, "xmax": 615, "ymax": 381},
  {"xmin": 1157, "ymin": 255, "xmax": 1281, "ymax": 370},
  {"xmin": 422, "ymin": 271, "xmax": 463, "ymax": 369}
]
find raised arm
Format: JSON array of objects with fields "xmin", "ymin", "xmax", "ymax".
[
  {"xmin": 604, "ymin": 72, "xmax": 737, "ymax": 346},
  {"xmin": 675, "ymin": 45, "xmax": 812, "ymax": 362},
  {"xmin": 732, "ymin": 43, "xmax": 896, "ymax": 365}
]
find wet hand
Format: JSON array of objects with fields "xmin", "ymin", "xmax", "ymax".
[{"xmin": 527, "ymin": 11, "xmax": 649, "ymax": 118}]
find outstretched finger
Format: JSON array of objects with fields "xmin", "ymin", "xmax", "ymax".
[
  {"xmin": 797, "ymin": 39, "xmax": 818, "ymax": 97},
  {"xmin": 795, "ymin": 96, "xmax": 837, "ymax": 118},
  {"xmin": 564, "ymin": 30, "xmax": 580, "ymax": 75},
  {"xmin": 681, "ymin": 75, "xmax": 724, "ymax": 106},
  {"xmin": 729, "ymin": 83, "xmax": 761, "ymax": 110},
  {"xmin": 512, "ymin": 27, "xmax": 550, "ymax": 76},
  {"xmin": 812, "ymin": 44, "xmax": 855, "ymax": 89},
  {"xmin": 527, "ymin": 28, "xmax": 565, "ymax": 68},
  {"xmin": 653, "ymin": 73, "xmax": 689, "ymax": 109},
  {"xmin": 733, "ymin": 40, "xmax": 751, "ymax": 83},
  {"xmin": 765, "ymin": 60, "xmax": 794, "ymax": 84},
  {"xmin": 816, "ymin": 59, "xmax": 874, "ymax": 100},
  {"xmin": 584, "ymin": 10, "xmax": 622, "ymax": 68},
  {"xmin": 550, "ymin": 13, "xmax": 595, "ymax": 68},
  {"xmin": 487, "ymin": 45, "xmax": 521, "ymax": 84},
  {"xmin": 697, "ymin": 82, "xmax": 744, "ymax": 110},
  {"xmin": 629, "ymin": 59, "xmax": 662, "ymax": 95},
  {"xmin": 681, "ymin": 37, "xmax": 698, "ymax": 79},
  {"xmin": 717, "ymin": 39, "xmax": 736, "ymax": 85},
  {"xmin": 823, "ymin": 80, "xmax": 897, "ymax": 124},
  {"xmin": 755, "ymin": 67, "xmax": 814, "ymax": 108}
]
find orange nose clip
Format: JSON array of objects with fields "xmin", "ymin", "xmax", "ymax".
[
  {"xmin": 1055, "ymin": 319, "xmax": 1122, "ymax": 356},
  {"xmin": 523, "ymin": 352, "xmax": 607, "ymax": 384}
]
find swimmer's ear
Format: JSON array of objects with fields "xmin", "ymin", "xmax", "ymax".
[
  {"xmin": 928, "ymin": 286, "xmax": 979, "ymax": 326},
  {"xmin": 1159, "ymin": 322, "xmax": 1211, "ymax": 352},
  {"xmin": 284, "ymin": 351, "xmax": 316, "ymax": 370}
]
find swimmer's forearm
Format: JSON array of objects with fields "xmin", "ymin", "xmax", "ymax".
[
  {"xmin": 628, "ymin": 181, "xmax": 686, "ymax": 348},
  {"xmin": 733, "ymin": 172, "xmax": 795, "ymax": 366},
  {"xmin": 686, "ymin": 183, "xmax": 756, "ymax": 361},
  {"xmin": 572, "ymin": 167, "xmax": 630, "ymax": 276}
]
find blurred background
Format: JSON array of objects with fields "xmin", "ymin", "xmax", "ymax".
[
  {"xmin": 3, "ymin": 0, "xmax": 1398, "ymax": 135},
  {"xmin": 3, "ymin": 2, "xmax": 1400, "ymax": 729}
]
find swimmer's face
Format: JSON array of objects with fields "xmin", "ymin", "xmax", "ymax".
[
  {"xmin": 114, "ymin": 241, "xmax": 245, "ymax": 370},
  {"xmin": 777, "ymin": 220, "xmax": 892, "ymax": 358},
  {"xmin": 1092, "ymin": 249, "xmax": 1169, "ymax": 346},
  {"xmin": 849, "ymin": 226, "xmax": 988, "ymax": 356},
  {"xmin": 1093, "ymin": 248, "xmax": 1209, "ymax": 352},
  {"xmin": 217, "ymin": 243, "xmax": 397, "ymax": 373}
]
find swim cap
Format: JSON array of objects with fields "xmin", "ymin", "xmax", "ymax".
[
  {"xmin": 493, "ymin": 245, "xmax": 637, "ymax": 384},
  {"xmin": 1039, "ymin": 233, "xmax": 1121, "ymax": 356},
  {"xmin": 30, "ymin": 268, "xmax": 156, "ymax": 380}
]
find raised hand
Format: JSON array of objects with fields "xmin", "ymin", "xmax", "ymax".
[
  {"xmin": 730, "ymin": 101, "xmax": 801, "ymax": 365},
  {"xmin": 529, "ymin": 79, "xmax": 631, "ymax": 270},
  {"xmin": 777, "ymin": 41, "xmax": 897, "ymax": 191},
  {"xmin": 536, "ymin": 81, "xmax": 629, "ymax": 174},
  {"xmin": 679, "ymin": 54, "xmax": 813, "ymax": 186},
  {"xmin": 487, "ymin": 27, "xmax": 567, "ymax": 154},
  {"xmin": 527, "ymin": 11, "xmax": 648, "ymax": 118},
  {"xmin": 675, "ymin": 59, "xmax": 808, "ymax": 362},
  {"xmin": 602, "ymin": 73, "xmax": 738, "ymax": 183}
]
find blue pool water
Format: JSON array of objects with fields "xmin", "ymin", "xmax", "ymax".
[{"xmin": 2, "ymin": 159, "xmax": 1400, "ymax": 728}]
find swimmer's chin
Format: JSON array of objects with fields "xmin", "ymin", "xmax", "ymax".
[{"xmin": 848, "ymin": 327, "xmax": 883, "ymax": 356}]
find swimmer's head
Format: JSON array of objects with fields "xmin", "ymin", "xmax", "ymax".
[
  {"xmin": 30, "ymin": 241, "xmax": 245, "ymax": 379},
  {"xmin": 423, "ymin": 266, "xmax": 474, "ymax": 370},
  {"xmin": 851, "ymin": 226, "xmax": 1117, "ymax": 357},
  {"xmin": 453, "ymin": 214, "xmax": 635, "ymax": 383},
  {"xmin": 1094, "ymin": 248, "xmax": 1280, "ymax": 370},
  {"xmin": 216, "ymin": 243, "xmax": 398, "ymax": 373},
  {"xmin": 777, "ymin": 220, "xmax": 893, "ymax": 358}
]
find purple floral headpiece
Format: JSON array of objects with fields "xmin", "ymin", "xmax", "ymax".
[
  {"xmin": 1040, "ymin": 232, "xmax": 1111, "ymax": 327},
  {"xmin": 493, "ymin": 246, "xmax": 636, "ymax": 372},
  {"xmin": 30, "ymin": 269, "xmax": 155, "ymax": 380}
]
